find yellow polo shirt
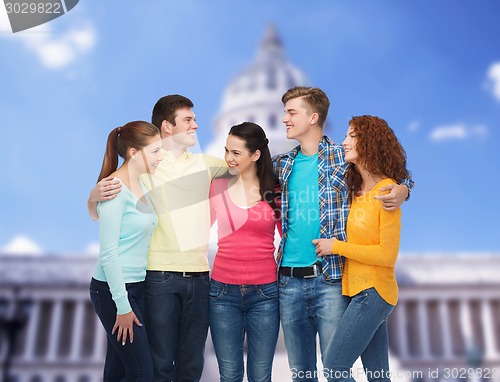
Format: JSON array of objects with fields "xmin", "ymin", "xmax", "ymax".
[{"xmin": 140, "ymin": 149, "xmax": 227, "ymax": 272}]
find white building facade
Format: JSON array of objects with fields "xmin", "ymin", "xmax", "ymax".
[{"xmin": 1, "ymin": 254, "xmax": 500, "ymax": 382}]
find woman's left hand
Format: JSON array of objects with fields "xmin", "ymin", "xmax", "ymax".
[
  {"xmin": 112, "ymin": 310, "xmax": 142, "ymax": 346},
  {"xmin": 312, "ymin": 238, "xmax": 336, "ymax": 257}
]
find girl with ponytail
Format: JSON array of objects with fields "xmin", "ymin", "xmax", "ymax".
[
  {"xmin": 208, "ymin": 122, "xmax": 281, "ymax": 382},
  {"xmin": 90, "ymin": 121, "xmax": 161, "ymax": 382}
]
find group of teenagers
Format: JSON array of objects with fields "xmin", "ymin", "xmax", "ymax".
[{"xmin": 87, "ymin": 86, "xmax": 414, "ymax": 382}]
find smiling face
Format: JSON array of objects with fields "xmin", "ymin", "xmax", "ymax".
[
  {"xmin": 135, "ymin": 135, "xmax": 163, "ymax": 174},
  {"xmin": 342, "ymin": 125, "xmax": 359, "ymax": 164},
  {"xmin": 224, "ymin": 134, "xmax": 260, "ymax": 176},
  {"xmin": 166, "ymin": 107, "xmax": 198, "ymax": 150},
  {"xmin": 281, "ymin": 97, "xmax": 317, "ymax": 141}
]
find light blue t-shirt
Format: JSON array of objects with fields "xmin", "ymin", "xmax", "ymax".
[
  {"xmin": 281, "ymin": 151, "xmax": 320, "ymax": 267},
  {"xmin": 93, "ymin": 178, "xmax": 157, "ymax": 314}
]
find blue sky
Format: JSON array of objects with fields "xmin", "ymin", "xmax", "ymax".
[{"xmin": 0, "ymin": 0, "xmax": 499, "ymax": 255}]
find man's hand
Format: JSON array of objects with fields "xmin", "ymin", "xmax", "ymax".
[
  {"xmin": 312, "ymin": 238, "xmax": 336, "ymax": 257},
  {"xmin": 90, "ymin": 176, "xmax": 122, "ymax": 202},
  {"xmin": 87, "ymin": 177, "xmax": 122, "ymax": 220},
  {"xmin": 374, "ymin": 184, "xmax": 408, "ymax": 211}
]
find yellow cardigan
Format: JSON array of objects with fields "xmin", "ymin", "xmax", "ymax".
[{"xmin": 332, "ymin": 178, "xmax": 401, "ymax": 306}]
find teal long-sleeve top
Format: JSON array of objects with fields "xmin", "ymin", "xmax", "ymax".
[{"xmin": 93, "ymin": 178, "xmax": 157, "ymax": 314}]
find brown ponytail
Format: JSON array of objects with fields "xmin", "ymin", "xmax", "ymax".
[{"xmin": 97, "ymin": 121, "xmax": 160, "ymax": 182}]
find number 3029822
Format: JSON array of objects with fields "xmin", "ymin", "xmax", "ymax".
[
  {"xmin": 5, "ymin": 2, "xmax": 62, "ymax": 14},
  {"xmin": 443, "ymin": 368, "xmax": 498, "ymax": 379}
]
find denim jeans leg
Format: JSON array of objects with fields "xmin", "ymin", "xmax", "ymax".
[
  {"xmin": 144, "ymin": 271, "xmax": 179, "ymax": 382},
  {"xmin": 314, "ymin": 276, "xmax": 349, "ymax": 380},
  {"xmin": 278, "ymin": 275, "xmax": 318, "ymax": 382},
  {"xmin": 327, "ymin": 288, "xmax": 395, "ymax": 382},
  {"xmin": 246, "ymin": 282, "xmax": 280, "ymax": 382},
  {"xmin": 145, "ymin": 272, "xmax": 209, "ymax": 382},
  {"xmin": 103, "ymin": 337, "xmax": 124, "ymax": 382},
  {"xmin": 361, "ymin": 321, "xmax": 391, "ymax": 382},
  {"xmin": 90, "ymin": 278, "xmax": 153, "ymax": 382},
  {"xmin": 177, "ymin": 275, "xmax": 209, "ymax": 382},
  {"xmin": 209, "ymin": 280, "xmax": 245, "ymax": 382}
]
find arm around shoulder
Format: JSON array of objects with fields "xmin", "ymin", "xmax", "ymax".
[
  {"xmin": 206, "ymin": 155, "xmax": 229, "ymax": 179},
  {"xmin": 88, "ymin": 197, "xmax": 99, "ymax": 221},
  {"xmin": 375, "ymin": 183, "xmax": 410, "ymax": 211},
  {"xmin": 87, "ymin": 176, "xmax": 122, "ymax": 220}
]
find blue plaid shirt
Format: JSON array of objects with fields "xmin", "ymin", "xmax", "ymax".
[
  {"xmin": 273, "ymin": 135, "xmax": 415, "ymax": 281},
  {"xmin": 273, "ymin": 136, "xmax": 348, "ymax": 280}
]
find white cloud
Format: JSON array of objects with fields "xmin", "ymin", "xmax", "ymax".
[
  {"xmin": 85, "ymin": 241, "xmax": 99, "ymax": 256},
  {"xmin": 429, "ymin": 123, "xmax": 488, "ymax": 142},
  {"xmin": 1, "ymin": 235, "xmax": 43, "ymax": 255},
  {"xmin": 486, "ymin": 62, "xmax": 500, "ymax": 102},
  {"xmin": 18, "ymin": 22, "xmax": 96, "ymax": 69},
  {"xmin": 0, "ymin": 2, "xmax": 96, "ymax": 70}
]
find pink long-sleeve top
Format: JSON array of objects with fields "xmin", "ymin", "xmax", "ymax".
[{"xmin": 210, "ymin": 178, "xmax": 279, "ymax": 285}]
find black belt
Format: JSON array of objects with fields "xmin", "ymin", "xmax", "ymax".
[
  {"xmin": 176, "ymin": 271, "xmax": 208, "ymax": 278},
  {"xmin": 279, "ymin": 263, "xmax": 322, "ymax": 278},
  {"xmin": 149, "ymin": 270, "xmax": 209, "ymax": 278}
]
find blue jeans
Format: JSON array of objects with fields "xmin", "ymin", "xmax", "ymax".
[
  {"xmin": 144, "ymin": 271, "xmax": 209, "ymax": 382},
  {"xmin": 328, "ymin": 288, "xmax": 395, "ymax": 382},
  {"xmin": 209, "ymin": 280, "xmax": 280, "ymax": 382},
  {"xmin": 278, "ymin": 273, "xmax": 349, "ymax": 382},
  {"xmin": 89, "ymin": 278, "xmax": 153, "ymax": 382}
]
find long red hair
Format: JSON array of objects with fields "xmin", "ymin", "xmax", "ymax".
[{"xmin": 345, "ymin": 115, "xmax": 410, "ymax": 200}]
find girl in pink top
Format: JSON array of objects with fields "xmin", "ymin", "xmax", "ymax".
[{"xmin": 209, "ymin": 122, "xmax": 280, "ymax": 382}]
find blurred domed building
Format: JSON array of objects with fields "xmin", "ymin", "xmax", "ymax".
[{"xmin": 206, "ymin": 25, "xmax": 306, "ymax": 157}]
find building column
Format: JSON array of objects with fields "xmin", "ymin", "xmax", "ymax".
[
  {"xmin": 459, "ymin": 299, "xmax": 476, "ymax": 356},
  {"xmin": 439, "ymin": 299, "xmax": 453, "ymax": 360},
  {"xmin": 481, "ymin": 299, "xmax": 498, "ymax": 360},
  {"xmin": 46, "ymin": 300, "xmax": 63, "ymax": 361},
  {"xmin": 21, "ymin": 299, "xmax": 40, "ymax": 361},
  {"xmin": 69, "ymin": 299, "xmax": 85, "ymax": 361},
  {"xmin": 417, "ymin": 299, "xmax": 431, "ymax": 359}
]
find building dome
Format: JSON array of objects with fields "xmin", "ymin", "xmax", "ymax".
[{"xmin": 206, "ymin": 25, "xmax": 308, "ymax": 156}]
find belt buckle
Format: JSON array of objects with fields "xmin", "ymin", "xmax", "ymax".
[
  {"xmin": 182, "ymin": 272, "xmax": 192, "ymax": 278},
  {"xmin": 303, "ymin": 265, "xmax": 318, "ymax": 279}
]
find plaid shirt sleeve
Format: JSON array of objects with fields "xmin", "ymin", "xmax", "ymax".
[
  {"xmin": 401, "ymin": 177, "xmax": 415, "ymax": 200},
  {"xmin": 272, "ymin": 152, "xmax": 292, "ymax": 268},
  {"xmin": 317, "ymin": 137, "xmax": 348, "ymax": 280}
]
